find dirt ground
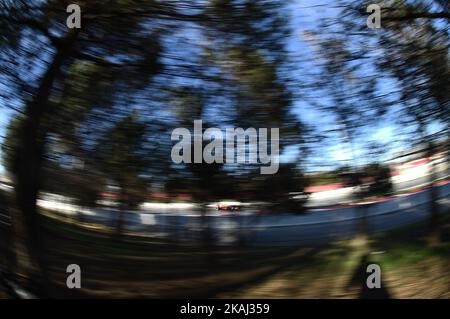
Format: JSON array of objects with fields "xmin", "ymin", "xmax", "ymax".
[{"xmin": 1, "ymin": 212, "xmax": 449, "ymax": 298}]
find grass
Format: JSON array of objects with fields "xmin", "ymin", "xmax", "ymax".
[
  {"xmin": 34, "ymin": 212, "xmax": 318, "ymax": 297},
  {"xmin": 2, "ymin": 206, "xmax": 449, "ymax": 298},
  {"xmin": 218, "ymin": 212, "xmax": 450, "ymax": 298}
]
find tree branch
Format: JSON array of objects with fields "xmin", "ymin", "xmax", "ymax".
[{"xmin": 383, "ymin": 11, "xmax": 450, "ymax": 21}]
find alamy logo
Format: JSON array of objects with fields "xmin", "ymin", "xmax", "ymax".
[
  {"xmin": 366, "ymin": 4, "xmax": 381, "ymax": 29},
  {"xmin": 66, "ymin": 4, "xmax": 81, "ymax": 29},
  {"xmin": 66, "ymin": 264, "xmax": 81, "ymax": 289},
  {"xmin": 366, "ymin": 263, "xmax": 381, "ymax": 289},
  {"xmin": 171, "ymin": 120, "xmax": 279, "ymax": 174}
]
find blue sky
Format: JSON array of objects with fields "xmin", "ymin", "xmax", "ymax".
[{"xmin": 0, "ymin": 0, "xmax": 445, "ymax": 174}]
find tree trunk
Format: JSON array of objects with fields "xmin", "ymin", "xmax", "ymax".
[
  {"xmin": 117, "ymin": 184, "xmax": 126, "ymax": 237},
  {"xmin": 11, "ymin": 30, "xmax": 79, "ymax": 296},
  {"xmin": 417, "ymin": 123, "xmax": 440, "ymax": 244},
  {"xmin": 425, "ymin": 141, "xmax": 440, "ymax": 245}
]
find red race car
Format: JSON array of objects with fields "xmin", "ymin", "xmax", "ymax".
[{"xmin": 216, "ymin": 201, "xmax": 242, "ymax": 211}]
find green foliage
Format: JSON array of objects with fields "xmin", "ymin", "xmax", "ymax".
[{"xmin": 95, "ymin": 112, "xmax": 149, "ymax": 208}]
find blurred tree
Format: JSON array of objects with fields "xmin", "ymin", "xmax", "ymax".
[
  {"xmin": 0, "ymin": 0, "xmax": 165, "ymax": 291},
  {"xmin": 94, "ymin": 112, "xmax": 149, "ymax": 235},
  {"xmin": 200, "ymin": 1, "xmax": 308, "ymax": 205},
  {"xmin": 336, "ymin": 0, "xmax": 449, "ymax": 233},
  {"xmin": 303, "ymin": 34, "xmax": 381, "ymax": 202},
  {"xmin": 305, "ymin": 0, "xmax": 448, "ymax": 234},
  {"xmin": 42, "ymin": 162, "xmax": 106, "ymax": 208},
  {"xmin": 257, "ymin": 163, "xmax": 308, "ymax": 212},
  {"xmin": 365, "ymin": 164, "xmax": 393, "ymax": 197},
  {"xmin": 0, "ymin": 0, "xmax": 311, "ymax": 292},
  {"xmin": 375, "ymin": 0, "xmax": 449, "ymax": 232},
  {"xmin": 161, "ymin": 1, "xmax": 308, "ymax": 212},
  {"xmin": 169, "ymin": 88, "xmax": 230, "ymax": 206}
]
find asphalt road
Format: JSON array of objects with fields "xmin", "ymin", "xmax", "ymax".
[{"xmin": 1, "ymin": 180, "xmax": 449, "ymax": 247}]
